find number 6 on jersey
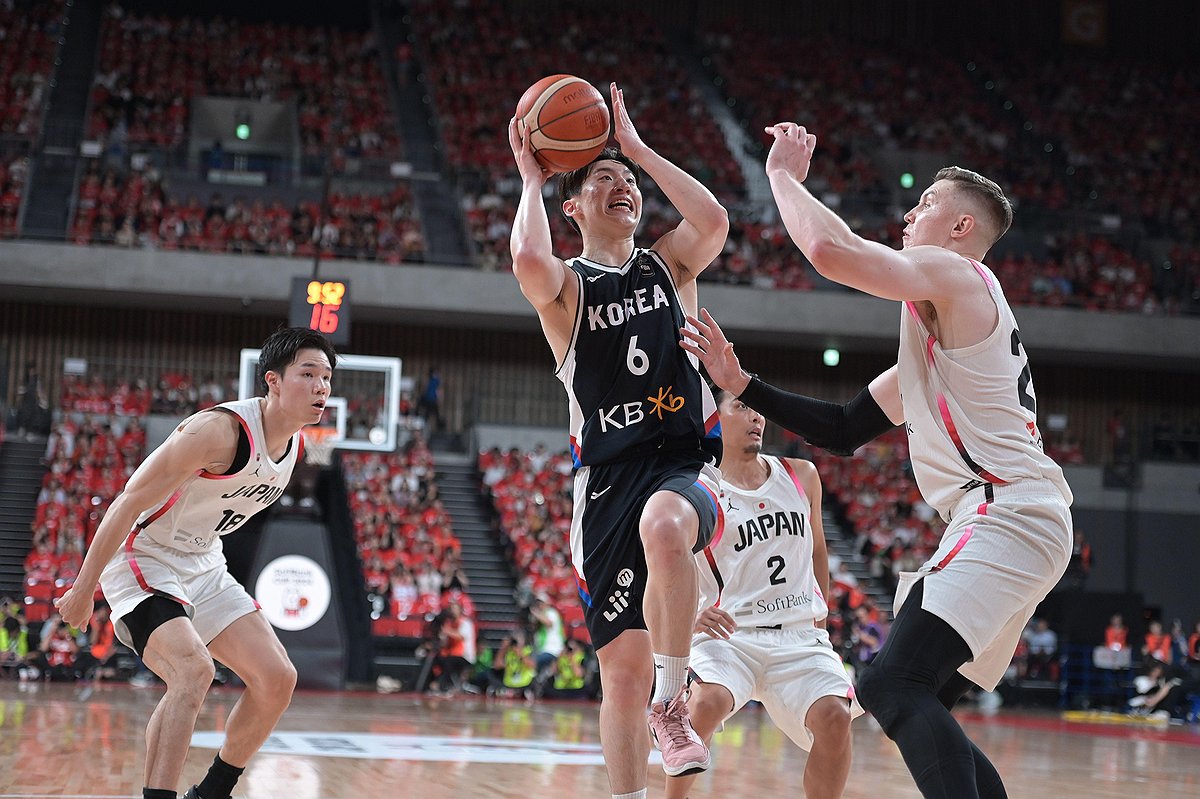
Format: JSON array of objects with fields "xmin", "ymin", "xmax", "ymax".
[{"xmin": 627, "ymin": 335, "xmax": 649, "ymax": 375}]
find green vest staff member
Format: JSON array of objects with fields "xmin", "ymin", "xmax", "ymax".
[
  {"xmin": 502, "ymin": 631, "xmax": 536, "ymax": 692},
  {"xmin": 543, "ymin": 639, "xmax": 594, "ymax": 700}
]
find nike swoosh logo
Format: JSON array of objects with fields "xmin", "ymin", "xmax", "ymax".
[{"xmin": 590, "ymin": 486, "xmax": 612, "ymax": 500}]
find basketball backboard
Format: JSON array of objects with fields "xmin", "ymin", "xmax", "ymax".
[{"xmin": 238, "ymin": 350, "xmax": 402, "ymax": 452}]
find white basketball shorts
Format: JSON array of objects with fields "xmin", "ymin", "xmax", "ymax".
[
  {"xmin": 894, "ymin": 479, "xmax": 1072, "ymax": 692},
  {"xmin": 690, "ymin": 626, "xmax": 861, "ymax": 751},
  {"xmin": 100, "ymin": 531, "xmax": 259, "ymax": 650}
]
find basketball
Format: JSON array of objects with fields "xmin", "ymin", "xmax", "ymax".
[{"xmin": 515, "ymin": 74, "xmax": 610, "ymax": 173}]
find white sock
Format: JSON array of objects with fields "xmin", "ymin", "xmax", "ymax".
[
  {"xmin": 652, "ymin": 653, "xmax": 688, "ymax": 705},
  {"xmin": 612, "ymin": 791, "xmax": 647, "ymax": 799}
]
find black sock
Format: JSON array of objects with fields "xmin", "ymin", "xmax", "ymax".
[
  {"xmin": 143, "ymin": 790, "xmax": 176, "ymax": 799},
  {"xmin": 195, "ymin": 754, "xmax": 245, "ymax": 799}
]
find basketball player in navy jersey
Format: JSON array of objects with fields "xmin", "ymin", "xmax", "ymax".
[
  {"xmin": 681, "ymin": 125, "xmax": 1073, "ymax": 799},
  {"xmin": 56, "ymin": 328, "xmax": 337, "ymax": 799},
  {"xmin": 508, "ymin": 82, "xmax": 728, "ymax": 799},
  {"xmin": 666, "ymin": 388, "xmax": 856, "ymax": 799}
]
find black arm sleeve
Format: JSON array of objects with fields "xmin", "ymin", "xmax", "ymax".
[{"xmin": 737, "ymin": 376, "xmax": 898, "ymax": 456}]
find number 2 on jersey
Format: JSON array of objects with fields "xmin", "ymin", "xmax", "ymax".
[
  {"xmin": 767, "ymin": 555, "xmax": 786, "ymax": 586},
  {"xmin": 1010, "ymin": 329, "xmax": 1037, "ymax": 415}
]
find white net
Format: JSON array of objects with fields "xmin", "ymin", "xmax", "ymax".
[
  {"xmin": 303, "ymin": 429, "xmax": 339, "ymax": 467},
  {"xmin": 305, "ymin": 440, "xmax": 335, "ymax": 467}
]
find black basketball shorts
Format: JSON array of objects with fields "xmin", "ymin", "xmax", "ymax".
[{"xmin": 569, "ymin": 449, "xmax": 721, "ymax": 649}]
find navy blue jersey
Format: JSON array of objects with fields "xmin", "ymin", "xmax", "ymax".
[{"xmin": 555, "ymin": 248, "xmax": 721, "ymax": 468}]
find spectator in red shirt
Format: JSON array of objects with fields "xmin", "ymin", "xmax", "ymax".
[
  {"xmin": 430, "ymin": 602, "xmax": 474, "ymax": 695},
  {"xmin": 24, "ymin": 539, "xmax": 58, "ymax": 583},
  {"xmin": 32, "ymin": 614, "xmax": 79, "ymax": 681},
  {"xmin": 1143, "ymin": 620, "xmax": 1172, "ymax": 665},
  {"xmin": 1105, "ymin": 613, "xmax": 1128, "ymax": 651}
]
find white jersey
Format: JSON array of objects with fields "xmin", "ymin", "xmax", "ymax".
[
  {"xmin": 898, "ymin": 258, "xmax": 1072, "ymax": 522},
  {"xmin": 133, "ymin": 397, "xmax": 301, "ymax": 558},
  {"xmin": 697, "ymin": 455, "xmax": 827, "ymax": 628}
]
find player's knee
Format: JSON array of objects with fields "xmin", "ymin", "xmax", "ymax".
[
  {"xmin": 854, "ymin": 662, "xmax": 892, "ymax": 710},
  {"xmin": 690, "ymin": 684, "xmax": 733, "ymax": 721},
  {"xmin": 249, "ymin": 655, "xmax": 298, "ymax": 705},
  {"xmin": 599, "ymin": 659, "xmax": 653, "ymax": 707},
  {"xmin": 268, "ymin": 657, "xmax": 298, "ymax": 702},
  {"xmin": 856, "ymin": 664, "xmax": 900, "ymax": 735},
  {"xmin": 639, "ymin": 513, "xmax": 693, "ymax": 561},
  {"xmin": 168, "ymin": 650, "xmax": 216, "ymax": 701},
  {"xmin": 806, "ymin": 697, "xmax": 852, "ymax": 744}
]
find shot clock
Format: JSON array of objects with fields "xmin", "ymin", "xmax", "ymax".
[{"xmin": 289, "ymin": 277, "xmax": 351, "ymax": 345}]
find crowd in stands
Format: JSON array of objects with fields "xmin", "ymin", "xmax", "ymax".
[
  {"xmin": 58, "ymin": 370, "xmax": 241, "ymax": 417},
  {"xmin": 478, "ymin": 445, "xmax": 581, "ymax": 632},
  {"xmin": 412, "ymin": 0, "xmax": 751, "ymax": 275},
  {"xmin": 698, "ymin": 28, "xmax": 1197, "ymax": 313},
  {"xmin": 0, "ymin": 1, "xmax": 58, "ymax": 141},
  {"xmin": 41, "ymin": 3, "xmax": 1199, "ymax": 317},
  {"xmin": 30, "ymin": 415, "xmax": 146, "ymax": 584},
  {"xmin": 978, "ymin": 50, "xmax": 1200, "ymax": 243},
  {"xmin": 12, "ymin": 379, "xmax": 145, "ymax": 682},
  {"xmin": 990, "ymin": 233, "xmax": 1167, "ymax": 314},
  {"xmin": 88, "ymin": 7, "xmax": 401, "ymax": 162},
  {"xmin": 70, "ymin": 165, "xmax": 426, "ymax": 263},
  {"xmin": 805, "ymin": 429, "xmax": 944, "ymax": 601},
  {"xmin": 415, "ymin": 0, "xmax": 739, "ymax": 193},
  {"xmin": 0, "ymin": 152, "xmax": 28, "ymax": 239},
  {"xmin": 0, "ymin": 1, "xmax": 64, "ymax": 236},
  {"xmin": 1, "ymin": 599, "xmax": 124, "ymax": 684},
  {"xmin": 435, "ymin": 13, "xmax": 1198, "ymax": 315},
  {"xmin": 342, "ymin": 437, "xmax": 470, "ymax": 638}
]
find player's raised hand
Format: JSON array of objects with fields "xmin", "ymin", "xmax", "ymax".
[
  {"xmin": 53, "ymin": 585, "xmax": 93, "ymax": 632},
  {"xmin": 508, "ymin": 116, "xmax": 548, "ymax": 188},
  {"xmin": 694, "ymin": 605, "xmax": 737, "ymax": 640},
  {"xmin": 764, "ymin": 122, "xmax": 817, "ymax": 183},
  {"xmin": 610, "ymin": 82, "xmax": 650, "ymax": 163},
  {"xmin": 680, "ymin": 308, "xmax": 751, "ymax": 396}
]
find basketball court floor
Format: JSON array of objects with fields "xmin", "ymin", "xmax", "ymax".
[{"xmin": 2, "ymin": 682, "xmax": 1197, "ymax": 798}]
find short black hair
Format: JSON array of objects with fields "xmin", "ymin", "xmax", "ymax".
[
  {"xmin": 557, "ymin": 147, "xmax": 641, "ymax": 234},
  {"xmin": 256, "ymin": 327, "xmax": 337, "ymax": 395}
]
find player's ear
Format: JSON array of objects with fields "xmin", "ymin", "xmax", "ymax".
[
  {"xmin": 264, "ymin": 368, "xmax": 281, "ymax": 395},
  {"xmin": 562, "ymin": 198, "xmax": 579, "ymax": 222},
  {"xmin": 950, "ymin": 213, "xmax": 975, "ymax": 240}
]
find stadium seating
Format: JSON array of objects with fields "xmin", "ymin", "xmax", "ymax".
[{"xmin": 341, "ymin": 443, "xmax": 469, "ymax": 638}]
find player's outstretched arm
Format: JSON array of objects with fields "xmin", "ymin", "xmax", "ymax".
[
  {"xmin": 508, "ymin": 117, "xmax": 569, "ymax": 310},
  {"xmin": 53, "ymin": 411, "xmax": 239, "ymax": 630},
  {"xmin": 764, "ymin": 123, "xmax": 974, "ymax": 302},
  {"xmin": 610, "ymin": 83, "xmax": 728, "ymax": 282},
  {"xmin": 681, "ymin": 309, "xmax": 902, "ymax": 455}
]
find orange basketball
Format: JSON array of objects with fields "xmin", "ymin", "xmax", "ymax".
[{"xmin": 515, "ymin": 74, "xmax": 610, "ymax": 173}]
